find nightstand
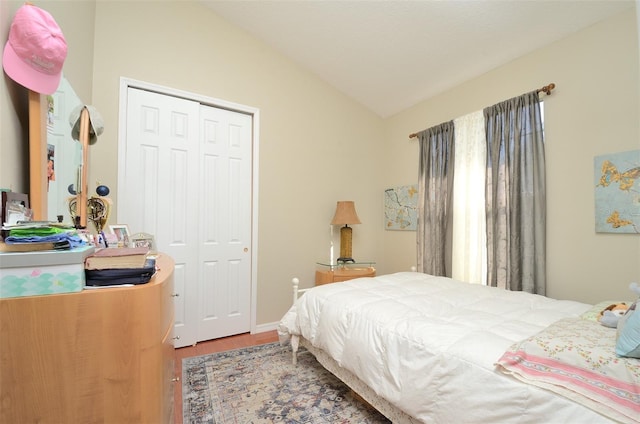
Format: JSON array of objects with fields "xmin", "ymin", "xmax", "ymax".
[{"xmin": 315, "ymin": 261, "xmax": 376, "ymax": 285}]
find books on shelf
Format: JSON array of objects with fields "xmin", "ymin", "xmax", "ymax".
[
  {"xmin": 85, "ymin": 257, "xmax": 157, "ymax": 286},
  {"xmin": 84, "ymin": 247, "xmax": 150, "ymax": 270}
]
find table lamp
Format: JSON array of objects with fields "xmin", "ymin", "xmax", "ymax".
[{"xmin": 331, "ymin": 201, "xmax": 361, "ymax": 263}]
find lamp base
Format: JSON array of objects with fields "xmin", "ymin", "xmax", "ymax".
[
  {"xmin": 339, "ymin": 225, "xmax": 354, "ymax": 263},
  {"xmin": 337, "ymin": 257, "xmax": 355, "ymax": 264}
]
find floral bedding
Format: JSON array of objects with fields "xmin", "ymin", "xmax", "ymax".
[{"xmin": 496, "ymin": 317, "xmax": 640, "ymax": 424}]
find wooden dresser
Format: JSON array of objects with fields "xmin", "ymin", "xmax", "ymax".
[{"xmin": 0, "ymin": 254, "xmax": 176, "ymax": 424}]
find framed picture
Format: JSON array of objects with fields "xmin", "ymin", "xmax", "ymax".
[
  {"xmin": 1, "ymin": 192, "xmax": 29, "ymax": 226},
  {"xmin": 130, "ymin": 232, "xmax": 156, "ymax": 250},
  {"xmin": 594, "ymin": 149, "xmax": 640, "ymax": 234},
  {"xmin": 384, "ymin": 184, "xmax": 418, "ymax": 231},
  {"xmin": 109, "ymin": 224, "xmax": 131, "ymax": 245}
]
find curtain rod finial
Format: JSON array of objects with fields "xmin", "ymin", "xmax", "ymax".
[{"xmin": 540, "ymin": 83, "xmax": 556, "ymax": 95}]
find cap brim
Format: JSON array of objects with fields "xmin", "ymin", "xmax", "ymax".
[{"xmin": 2, "ymin": 40, "xmax": 62, "ymax": 95}]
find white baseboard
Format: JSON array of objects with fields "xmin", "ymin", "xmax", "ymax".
[{"xmin": 252, "ymin": 321, "xmax": 279, "ymax": 334}]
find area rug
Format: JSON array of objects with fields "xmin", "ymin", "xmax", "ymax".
[{"xmin": 182, "ymin": 342, "xmax": 391, "ymax": 423}]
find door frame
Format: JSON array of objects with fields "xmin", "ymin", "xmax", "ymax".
[{"xmin": 117, "ymin": 77, "xmax": 260, "ymax": 334}]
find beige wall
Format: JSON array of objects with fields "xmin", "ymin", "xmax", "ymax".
[
  {"xmin": 89, "ymin": 1, "xmax": 385, "ymax": 325},
  {"xmin": 2, "ymin": 2, "xmax": 638, "ymax": 326},
  {"xmin": 384, "ymin": 9, "xmax": 640, "ymax": 304}
]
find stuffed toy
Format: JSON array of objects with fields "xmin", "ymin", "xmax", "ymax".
[
  {"xmin": 597, "ymin": 282, "xmax": 640, "ymax": 328},
  {"xmin": 599, "ymin": 303, "xmax": 630, "ymax": 328}
]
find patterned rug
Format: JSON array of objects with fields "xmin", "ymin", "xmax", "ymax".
[{"xmin": 182, "ymin": 342, "xmax": 391, "ymax": 423}]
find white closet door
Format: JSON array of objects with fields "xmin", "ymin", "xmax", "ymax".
[
  {"xmin": 121, "ymin": 87, "xmax": 252, "ymax": 347},
  {"xmin": 197, "ymin": 105, "xmax": 252, "ymax": 340}
]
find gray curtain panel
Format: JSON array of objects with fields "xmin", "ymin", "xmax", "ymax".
[
  {"xmin": 417, "ymin": 121, "xmax": 455, "ymax": 276},
  {"xmin": 484, "ymin": 91, "xmax": 546, "ymax": 294}
]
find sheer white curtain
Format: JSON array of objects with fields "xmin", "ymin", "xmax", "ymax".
[{"xmin": 452, "ymin": 111, "xmax": 487, "ymax": 284}]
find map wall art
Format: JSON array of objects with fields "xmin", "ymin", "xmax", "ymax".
[{"xmin": 384, "ymin": 184, "xmax": 418, "ymax": 231}]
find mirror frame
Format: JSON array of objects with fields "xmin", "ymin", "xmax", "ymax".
[{"xmin": 28, "ymin": 90, "xmax": 47, "ymax": 221}]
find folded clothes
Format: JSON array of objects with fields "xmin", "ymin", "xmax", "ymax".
[
  {"xmin": 5, "ymin": 232, "xmax": 86, "ymax": 249},
  {"xmin": 8, "ymin": 226, "xmax": 66, "ymax": 236}
]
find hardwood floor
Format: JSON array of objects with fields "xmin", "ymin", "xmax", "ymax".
[{"xmin": 173, "ymin": 330, "xmax": 280, "ymax": 424}]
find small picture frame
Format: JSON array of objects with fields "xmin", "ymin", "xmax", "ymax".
[
  {"xmin": 2, "ymin": 192, "xmax": 29, "ymax": 226},
  {"xmin": 130, "ymin": 232, "xmax": 155, "ymax": 250},
  {"xmin": 109, "ymin": 224, "xmax": 131, "ymax": 246}
]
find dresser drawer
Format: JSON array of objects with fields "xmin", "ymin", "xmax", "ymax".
[{"xmin": 315, "ymin": 267, "xmax": 376, "ymax": 285}]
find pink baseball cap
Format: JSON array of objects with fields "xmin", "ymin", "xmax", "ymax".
[{"xmin": 2, "ymin": 4, "xmax": 67, "ymax": 95}]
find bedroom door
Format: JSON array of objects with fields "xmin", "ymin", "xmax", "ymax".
[{"xmin": 119, "ymin": 84, "xmax": 254, "ymax": 348}]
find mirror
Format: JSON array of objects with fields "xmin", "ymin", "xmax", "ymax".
[
  {"xmin": 28, "ymin": 75, "xmax": 84, "ymax": 224},
  {"xmin": 46, "ymin": 76, "xmax": 83, "ymax": 222}
]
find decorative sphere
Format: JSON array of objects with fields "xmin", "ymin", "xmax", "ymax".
[
  {"xmin": 68, "ymin": 184, "xmax": 76, "ymax": 195},
  {"xmin": 96, "ymin": 185, "xmax": 110, "ymax": 196}
]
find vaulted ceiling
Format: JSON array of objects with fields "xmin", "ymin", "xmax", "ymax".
[{"xmin": 203, "ymin": 0, "xmax": 635, "ymax": 117}]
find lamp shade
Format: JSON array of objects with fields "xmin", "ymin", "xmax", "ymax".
[{"xmin": 330, "ymin": 201, "xmax": 361, "ymax": 225}]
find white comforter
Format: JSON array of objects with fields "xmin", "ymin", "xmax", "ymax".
[{"xmin": 278, "ymin": 272, "xmax": 615, "ymax": 423}]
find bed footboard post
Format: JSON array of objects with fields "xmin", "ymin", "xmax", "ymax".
[
  {"xmin": 292, "ymin": 277, "xmax": 299, "ymax": 306},
  {"xmin": 291, "ymin": 278, "xmax": 301, "ymax": 365},
  {"xmin": 291, "ymin": 334, "xmax": 300, "ymax": 365}
]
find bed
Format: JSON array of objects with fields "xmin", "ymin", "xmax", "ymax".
[{"xmin": 277, "ymin": 272, "xmax": 639, "ymax": 424}]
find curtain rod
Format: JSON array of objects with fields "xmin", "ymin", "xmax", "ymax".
[{"xmin": 408, "ymin": 82, "xmax": 556, "ymax": 139}]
